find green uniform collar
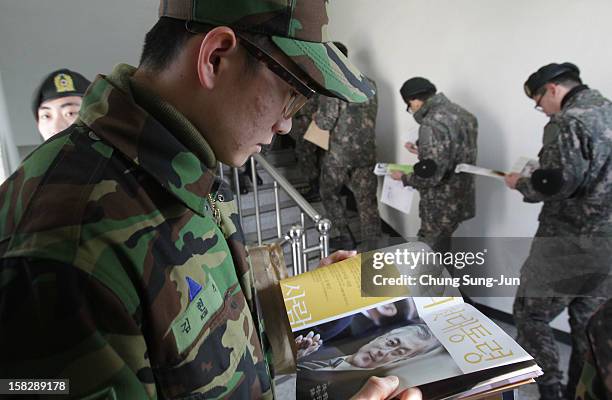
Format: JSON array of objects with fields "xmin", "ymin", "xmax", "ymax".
[
  {"xmin": 129, "ymin": 74, "xmax": 217, "ymax": 168},
  {"xmin": 79, "ymin": 63, "xmax": 216, "ymax": 216}
]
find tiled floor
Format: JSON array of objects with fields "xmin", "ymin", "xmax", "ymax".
[{"xmin": 274, "ymin": 318, "xmax": 571, "ymax": 400}]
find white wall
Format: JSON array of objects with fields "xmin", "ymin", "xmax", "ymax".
[
  {"xmin": 0, "ymin": 72, "xmax": 21, "ymax": 178},
  {"xmin": 327, "ymin": 0, "xmax": 612, "ymax": 331},
  {"xmin": 0, "ymin": 0, "xmax": 158, "ymax": 151},
  {"xmin": 1, "ymin": 1, "xmax": 610, "ymax": 330}
]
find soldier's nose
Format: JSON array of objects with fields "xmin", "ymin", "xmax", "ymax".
[{"xmin": 274, "ymin": 117, "xmax": 292, "ymax": 135}]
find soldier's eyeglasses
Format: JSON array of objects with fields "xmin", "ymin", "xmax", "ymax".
[
  {"xmin": 238, "ymin": 35, "xmax": 315, "ymax": 119},
  {"xmin": 534, "ymin": 88, "xmax": 548, "ymax": 113}
]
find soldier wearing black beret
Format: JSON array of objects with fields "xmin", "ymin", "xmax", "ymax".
[
  {"xmin": 392, "ymin": 77, "xmax": 478, "ymax": 254},
  {"xmin": 32, "ymin": 68, "xmax": 90, "ymax": 140}
]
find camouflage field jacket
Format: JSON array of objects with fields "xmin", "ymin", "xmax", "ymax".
[
  {"xmin": 314, "ymin": 76, "xmax": 378, "ymax": 167},
  {"xmin": 517, "ymin": 87, "xmax": 612, "ymax": 235},
  {"xmin": 0, "ymin": 64, "xmax": 272, "ymax": 399},
  {"xmin": 403, "ymin": 93, "xmax": 478, "ymax": 226}
]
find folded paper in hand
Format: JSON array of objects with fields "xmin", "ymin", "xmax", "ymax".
[
  {"xmin": 455, "ymin": 164, "xmax": 507, "ymax": 180},
  {"xmin": 374, "ymin": 163, "xmax": 414, "ymax": 176},
  {"xmin": 455, "ymin": 157, "xmax": 539, "ymax": 181},
  {"xmin": 381, "ymin": 175, "xmax": 415, "ymax": 214},
  {"xmin": 303, "ymin": 120, "xmax": 330, "ymax": 150}
]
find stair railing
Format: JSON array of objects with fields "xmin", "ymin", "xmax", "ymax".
[{"xmin": 228, "ymin": 154, "xmax": 331, "ymax": 276}]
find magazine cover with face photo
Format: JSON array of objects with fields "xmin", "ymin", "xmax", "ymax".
[
  {"xmin": 294, "ymin": 299, "xmax": 462, "ymax": 399},
  {"xmin": 250, "ymin": 243, "xmax": 542, "ymax": 400}
]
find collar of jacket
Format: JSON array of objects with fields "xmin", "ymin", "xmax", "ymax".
[
  {"xmin": 79, "ymin": 63, "xmax": 216, "ymax": 217},
  {"xmin": 413, "ymin": 92, "xmax": 450, "ymax": 124},
  {"xmin": 560, "ymin": 84, "xmax": 589, "ymax": 110}
]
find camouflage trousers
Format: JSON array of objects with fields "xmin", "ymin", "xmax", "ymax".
[
  {"xmin": 417, "ymin": 219, "xmax": 460, "ymax": 253},
  {"xmin": 514, "ymin": 222, "xmax": 610, "ymax": 398},
  {"xmin": 319, "ymin": 153, "xmax": 380, "ymax": 242},
  {"xmin": 514, "ymin": 293, "xmax": 606, "ymax": 398},
  {"xmin": 575, "ymin": 298, "xmax": 612, "ymax": 400}
]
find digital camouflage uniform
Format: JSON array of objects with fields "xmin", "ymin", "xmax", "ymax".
[
  {"xmin": 290, "ymin": 96, "xmax": 320, "ymax": 185},
  {"xmin": 401, "ymin": 93, "xmax": 478, "ymax": 252},
  {"xmin": 513, "ymin": 86, "xmax": 612, "ymax": 399},
  {"xmin": 575, "ymin": 298, "xmax": 612, "ymax": 400},
  {"xmin": 0, "ymin": 64, "xmax": 272, "ymax": 399},
  {"xmin": 314, "ymin": 76, "xmax": 380, "ymax": 246}
]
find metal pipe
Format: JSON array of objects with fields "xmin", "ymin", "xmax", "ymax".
[
  {"xmin": 301, "ymin": 212, "xmax": 308, "ymax": 271},
  {"xmin": 232, "ymin": 167, "xmax": 243, "ymax": 229},
  {"xmin": 317, "ymin": 218, "xmax": 331, "ymax": 258},
  {"xmin": 253, "ymin": 154, "xmax": 320, "ymax": 222},
  {"xmin": 289, "ymin": 225, "xmax": 304, "ymax": 276},
  {"xmin": 274, "ymin": 181, "xmax": 282, "ymax": 239},
  {"xmin": 217, "ymin": 162, "xmax": 224, "ymax": 181},
  {"xmin": 303, "ymin": 245, "xmax": 322, "ymax": 254},
  {"xmin": 251, "ymin": 157, "xmax": 262, "ymax": 245}
]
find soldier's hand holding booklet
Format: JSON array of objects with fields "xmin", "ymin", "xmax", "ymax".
[
  {"xmin": 250, "ymin": 242, "xmax": 542, "ymax": 400},
  {"xmin": 374, "ymin": 163, "xmax": 416, "ymax": 214},
  {"xmin": 454, "ymin": 157, "xmax": 539, "ymax": 181},
  {"xmin": 374, "ymin": 163, "xmax": 415, "ymax": 176}
]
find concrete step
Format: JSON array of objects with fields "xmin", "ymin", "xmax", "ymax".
[
  {"xmin": 241, "ymin": 199, "xmax": 297, "ymax": 218},
  {"xmin": 244, "ymin": 220, "xmax": 321, "ymax": 246},
  {"xmin": 241, "ymin": 204, "xmax": 303, "ymax": 235}
]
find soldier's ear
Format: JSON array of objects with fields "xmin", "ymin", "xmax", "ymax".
[
  {"xmin": 547, "ymin": 82, "xmax": 559, "ymax": 98},
  {"xmin": 196, "ymin": 27, "xmax": 240, "ymax": 90}
]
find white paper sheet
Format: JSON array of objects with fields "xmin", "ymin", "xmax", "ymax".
[{"xmin": 380, "ymin": 175, "xmax": 415, "ymax": 214}]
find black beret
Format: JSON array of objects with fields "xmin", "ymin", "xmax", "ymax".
[
  {"xmin": 32, "ymin": 69, "xmax": 91, "ymax": 119},
  {"xmin": 400, "ymin": 77, "xmax": 436, "ymax": 102},
  {"xmin": 524, "ymin": 62, "xmax": 580, "ymax": 98}
]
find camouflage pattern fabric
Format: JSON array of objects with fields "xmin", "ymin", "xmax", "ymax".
[
  {"xmin": 513, "ymin": 86, "xmax": 612, "ymax": 400},
  {"xmin": 516, "ymin": 87, "xmax": 612, "ymax": 235},
  {"xmin": 401, "ymin": 93, "xmax": 478, "ymax": 248},
  {"xmin": 290, "ymin": 96, "xmax": 320, "ymax": 183},
  {"xmin": 418, "ymin": 221, "xmax": 459, "ymax": 254},
  {"xmin": 575, "ymin": 298, "xmax": 612, "ymax": 400},
  {"xmin": 514, "ymin": 287, "xmax": 606, "ymax": 399},
  {"xmin": 159, "ymin": 0, "xmax": 375, "ymax": 103},
  {"xmin": 0, "ymin": 64, "xmax": 272, "ymax": 399},
  {"xmin": 314, "ymin": 77, "xmax": 380, "ymax": 241}
]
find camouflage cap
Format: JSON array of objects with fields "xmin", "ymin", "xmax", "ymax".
[
  {"xmin": 158, "ymin": 0, "xmax": 375, "ymax": 103},
  {"xmin": 524, "ymin": 62, "xmax": 580, "ymax": 98},
  {"xmin": 32, "ymin": 69, "xmax": 91, "ymax": 119}
]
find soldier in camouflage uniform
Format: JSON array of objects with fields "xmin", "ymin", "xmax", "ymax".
[
  {"xmin": 290, "ymin": 95, "xmax": 321, "ymax": 202},
  {"xmin": 575, "ymin": 298, "xmax": 612, "ymax": 400},
  {"xmin": 391, "ymin": 78, "xmax": 478, "ymax": 253},
  {"xmin": 506, "ymin": 62, "xmax": 612, "ymax": 400},
  {"xmin": 314, "ymin": 43, "xmax": 380, "ymax": 251},
  {"xmin": 0, "ymin": 1, "xmax": 403, "ymax": 399}
]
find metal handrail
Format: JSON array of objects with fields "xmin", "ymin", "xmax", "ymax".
[
  {"xmin": 229, "ymin": 153, "xmax": 331, "ymax": 275},
  {"xmin": 252, "ymin": 154, "xmax": 321, "ymax": 222}
]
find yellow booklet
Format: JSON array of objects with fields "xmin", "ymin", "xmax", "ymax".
[
  {"xmin": 252, "ymin": 242, "xmax": 542, "ymax": 399},
  {"xmin": 280, "ymin": 254, "xmax": 400, "ymax": 332}
]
